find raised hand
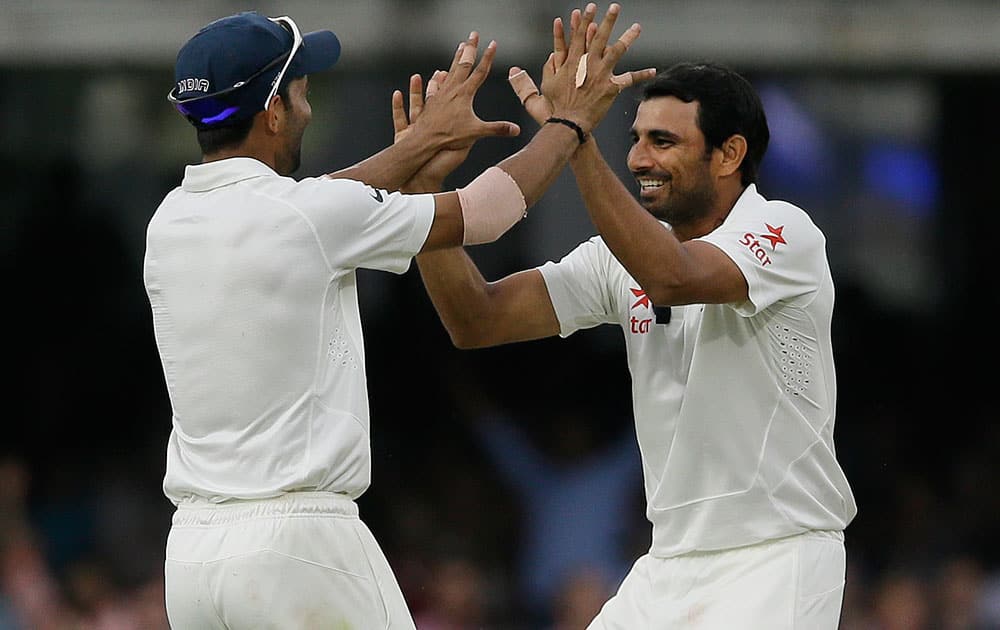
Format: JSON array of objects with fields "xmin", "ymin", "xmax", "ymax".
[
  {"xmin": 508, "ymin": 3, "xmax": 654, "ymax": 130},
  {"xmin": 409, "ymin": 32, "xmax": 521, "ymax": 150},
  {"xmin": 393, "ymin": 70, "xmax": 472, "ymax": 190}
]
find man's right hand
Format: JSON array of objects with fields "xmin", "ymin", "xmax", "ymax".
[
  {"xmin": 508, "ymin": 3, "xmax": 654, "ymax": 132},
  {"xmin": 393, "ymin": 70, "xmax": 473, "ymax": 192},
  {"xmin": 409, "ymin": 32, "xmax": 521, "ymax": 150}
]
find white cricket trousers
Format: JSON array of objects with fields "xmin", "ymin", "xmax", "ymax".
[
  {"xmin": 164, "ymin": 492, "xmax": 416, "ymax": 629},
  {"xmin": 588, "ymin": 530, "xmax": 846, "ymax": 630}
]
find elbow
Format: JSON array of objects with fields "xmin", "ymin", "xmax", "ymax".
[
  {"xmin": 450, "ymin": 331, "xmax": 481, "ymax": 350},
  {"xmin": 644, "ymin": 277, "xmax": 687, "ymax": 307},
  {"xmin": 446, "ymin": 322, "xmax": 494, "ymax": 350}
]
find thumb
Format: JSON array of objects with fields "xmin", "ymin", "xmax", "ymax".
[{"xmin": 479, "ymin": 120, "xmax": 522, "ymax": 138}]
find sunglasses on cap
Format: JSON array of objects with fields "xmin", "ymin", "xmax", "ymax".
[{"xmin": 167, "ymin": 15, "xmax": 304, "ymax": 125}]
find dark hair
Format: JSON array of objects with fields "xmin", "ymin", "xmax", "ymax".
[
  {"xmin": 195, "ymin": 83, "xmax": 291, "ymax": 156},
  {"xmin": 641, "ymin": 62, "xmax": 769, "ymax": 187}
]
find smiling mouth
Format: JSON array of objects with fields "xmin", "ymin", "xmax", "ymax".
[{"xmin": 636, "ymin": 177, "xmax": 668, "ymax": 195}]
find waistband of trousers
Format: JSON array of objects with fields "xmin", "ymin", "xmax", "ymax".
[{"xmin": 172, "ymin": 491, "xmax": 358, "ymax": 526}]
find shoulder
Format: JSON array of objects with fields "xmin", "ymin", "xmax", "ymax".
[
  {"xmin": 576, "ymin": 234, "xmax": 614, "ymax": 259},
  {"xmin": 716, "ymin": 189, "xmax": 826, "ymax": 256},
  {"xmin": 267, "ymin": 175, "xmax": 371, "ymax": 205},
  {"xmin": 554, "ymin": 234, "xmax": 619, "ymax": 270},
  {"xmin": 754, "ymin": 195, "xmax": 825, "ymax": 248}
]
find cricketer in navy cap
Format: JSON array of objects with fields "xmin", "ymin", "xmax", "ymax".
[{"xmin": 169, "ymin": 11, "xmax": 340, "ymax": 128}]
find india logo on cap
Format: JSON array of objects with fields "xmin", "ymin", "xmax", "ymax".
[{"xmin": 177, "ymin": 78, "xmax": 211, "ymax": 94}]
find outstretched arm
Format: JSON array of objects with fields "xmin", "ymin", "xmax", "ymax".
[
  {"xmin": 392, "ymin": 71, "xmax": 561, "ymax": 347},
  {"xmin": 417, "ymin": 251, "xmax": 559, "ymax": 348},
  {"xmin": 327, "ymin": 32, "xmax": 520, "ymax": 190},
  {"xmin": 414, "ymin": 5, "xmax": 655, "ymax": 347}
]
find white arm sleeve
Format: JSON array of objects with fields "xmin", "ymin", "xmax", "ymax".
[
  {"xmin": 698, "ymin": 201, "xmax": 828, "ymax": 317},
  {"xmin": 294, "ymin": 177, "xmax": 435, "ymax": 274},
  {"xmin": 537, "ymin": 236, "xmax": 619, "ymax": 337}
]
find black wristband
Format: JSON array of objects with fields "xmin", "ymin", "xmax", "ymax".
[{"xmin": 546, "ymin": 117, "xmax": 587, "ymax": 145}]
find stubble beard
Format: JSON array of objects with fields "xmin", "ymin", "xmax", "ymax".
[
  {"xmin": 278, "ymin": 109, "xmax": 307, "ymax": 176},
  {"xmin": 283, "ymin": 124, "xmax": 304, "ymax": 175},
  {"xmin": 643, "ymin": 172, "xmax": 718, "ymax": 227}
]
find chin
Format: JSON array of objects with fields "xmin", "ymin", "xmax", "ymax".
[{"xmin": 639, "ymin": 200, "xmax": 670, "ymax": 221}]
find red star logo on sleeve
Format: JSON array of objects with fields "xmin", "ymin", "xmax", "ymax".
[
  {"xmin": 760, "ymin": 224, "xmax": 787, "ymax": 250},
  {"xmin": 630, "ymin": 288, "xmax": 651, "ymax": 309}
]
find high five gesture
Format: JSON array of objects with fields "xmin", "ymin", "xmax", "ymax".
[{"xmin": 509, "ymin": 3, "xmax": 655, "ymax": 129}]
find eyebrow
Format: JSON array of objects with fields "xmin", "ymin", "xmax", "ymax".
[{"xmin": 629, "ymin": 128, "xmax": 682, "ymax": 143}]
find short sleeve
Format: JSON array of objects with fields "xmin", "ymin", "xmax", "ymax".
[
  {"xmin": 291, "ymin": 177, "xmax": 435, "ymax": 274},
  {"xmin": 537, "ymin": 236, "xmax": 618, "ymax": 337},
  {"xmin": 698, "ymin": 201, "xmax": 828, "ymax": 317}
]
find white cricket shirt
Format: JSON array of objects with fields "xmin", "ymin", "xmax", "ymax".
[
  {"xmin": 538, "ymin": 185, "xmax": 857, "ymax": 558},
  {"xmin": 143, "ymin": 157, "xmax": 434, "ymax": 504}
]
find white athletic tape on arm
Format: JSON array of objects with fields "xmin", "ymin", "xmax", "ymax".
[{"xmin": 457, "ymin": 167, "xmax": 527, "ymax": 245}]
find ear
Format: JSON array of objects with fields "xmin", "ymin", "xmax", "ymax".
[
  {"xmin": 715, "ymin": 134, "xmax": 747, "ymax": 179},
  {"xmin": 263, "ymin": 95, "xmax": 285, "ymax": 134}
]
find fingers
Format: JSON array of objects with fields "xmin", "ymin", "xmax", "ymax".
[
  {"xmin": 569, "ymin": 8, "xmax": 582, "ymax": 37},
  {"xmin": 589, "ymin": 3, "xmax": 621, "ymax": 58},
  {"xmin": 552, "ymin": 17, "xmax": 567, "ymax": 68},
  {"xmin": 566, "ymin": 4, "xmax": 596, "ymax": 63},
  {"xmin": 617, "ymin": 20, "xmax": 641, "ymax": 50},
  {"xmin": 426, "ymin": 70, "xmax": 446, "ymax": 99},
  {"xmin": 605, "ymin": 22, "xmax": 641, "ymax": 67},
  {"xmin": 542, "ymin": 52, "xmax": 556, "ymax": 84},
  {"xmin": 391, "ymin": 89, "xmax": 408, "ymax": 137},
  {"xmin": 467, "ymin": 39, "xmax": 497, "ymax": 91},
  {"xmin": 446, "ymin": 31, "xmax": 480, "ymax": 86},
  {"xmin": 459, "ymin": 36, "xmax": 478, "ymax": 66},
  {"xmin": 408, "ymin": 73, "xmax": 424, "ymax": 122},
  {"xmin": 455, "ymin": 31, "xmax": 480, "ymax": 83},
  {"xmin": 612, "ymin": 67, "xmax": 657, "ymax": 90},
  {"xmin": 508, "ymin": 67, "xmax": 539, "ymax": 105}
]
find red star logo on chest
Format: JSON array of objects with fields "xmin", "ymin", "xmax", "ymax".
[
  {"xmin": 760, "ymin": 223, "xmax": 787, "ymax": 250},
  {"xmin": 630, "ymin": 288, "xmax": 651, "ymax": 310}
]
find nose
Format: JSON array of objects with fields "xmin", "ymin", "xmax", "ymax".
[{"xmin": 627, "ymin": 141, "xmax": 653, "ymax": 173}]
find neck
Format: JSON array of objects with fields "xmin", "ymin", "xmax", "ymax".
[
  {"xmin": 202, "ymin": 118, "xmax": 280, "ymax": 172},
  {"xmin": 672, "ymin": 181, "xmax": 747, "ymax": 242}
]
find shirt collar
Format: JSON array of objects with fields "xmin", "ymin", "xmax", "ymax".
[
  {"xmin": 724, "ymin": 184, "xmax": 762, "ymax": 223},
  {"xmin": 181, "ymin": 157, "xmax": 279, "ymax": 192}
]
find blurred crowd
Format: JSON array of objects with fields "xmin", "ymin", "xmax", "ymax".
[{"xmin": 1, "ymin": 403, "xmax": 999, "ymax": 629}]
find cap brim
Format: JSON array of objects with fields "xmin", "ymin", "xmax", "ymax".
[{"xmin": 297, "ymin": 30, "xmax": 341, "ymax": 75}]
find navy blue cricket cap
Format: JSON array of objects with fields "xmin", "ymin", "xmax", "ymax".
[{"xmin": 170, "ymin": 12, "xmax": 340, "ymax": 128}]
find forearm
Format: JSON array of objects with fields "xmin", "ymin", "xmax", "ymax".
[
  {"xmin": 327, "ymin": 129, "xmax": 446, "ymax": 190},
  {"xmin": 496, "ymin": 122, "xmax": 580, "ymax": 207},
  {"xmin": 570, "ymin": 140, "xmax": 691, "ymax": 298},
  {"xmin": 400, "ymin": 174, "xmax": 445, "ymax": 195},
  {"xmin": 416, "ymin": 248, "xmax": 494, "ymax": 348}
]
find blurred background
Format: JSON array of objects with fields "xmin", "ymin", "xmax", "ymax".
[{"xmin": 3, "ymin": 0, "xmax": 1000, "ymax": 628}]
